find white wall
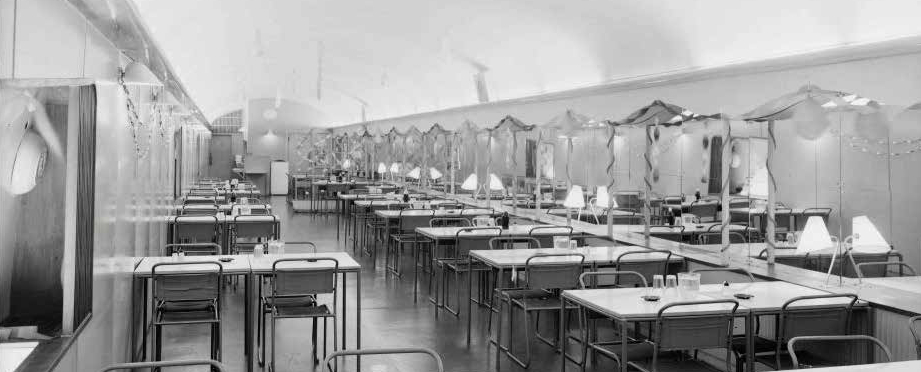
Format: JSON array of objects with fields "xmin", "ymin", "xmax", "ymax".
[{"xmin": 344, "ymin": 50, "xmax": 921, "ymax": 269}]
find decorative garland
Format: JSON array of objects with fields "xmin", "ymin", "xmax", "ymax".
[{"xmin": 118, "ymin": 72, "xmax": 153, "ymax": 159}]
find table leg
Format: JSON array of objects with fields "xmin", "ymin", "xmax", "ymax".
[
  {"xmin": 620, "ymin": 321, "xmax": 628, "ymax": 372},
  {"xmin": 336, "ymin": 200, "xmax": 341, "ymax": 241},
  {"xmin": 245, "ymin": 272, "xmax": 253, "ymax": 372},
  {"xmin": 559, "ymin": 297, "xmax": 566, "ymax": 372},
  {"xmin": 356, "ymin": 270, "xmax": 362, "ymax": 370},
  {"xmin": 746, "ymin": 313, "xmax": 754, "ymax": 372},
  {"xmin": 466, "ymin": 256, "xmax": 473, "ymax": 346},
  {"xmin": 342, "ymin": 272, "xmax": 348, "ymax": 351}
]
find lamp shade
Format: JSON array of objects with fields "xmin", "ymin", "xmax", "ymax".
[
  {"xmin": 851, "ymin": 216, "xmax": 890, "ymax": 253},
  {"xmin": 563, "ymin": 185, "xmax": 586, "ymax": 209},
  {"xmin": 406, "ymin": 167, "xmax": 421, "ymax": 179},
  {"xmin": 595, "ymin": 186, "xmax": 610, "ymax": 207},
  {"xmin": 797, "ymin": 216, "xmax": 835, "ymax": 253},
  {"xmin": 487, "ymin": 173, "xmax": 504, "ymax": 191},
  {"xmin": 389, "ymin": 162, "xmax": 400, "ymax": 173},
  {"xmin": 342, "ymin": 159, "xmax": 352, "ymax": 169},
  {"xmin": 377, "ymin": 162, "xmax": 387, "ymax": 174},
  {"xmin": 461, "ymin": 173, "xmax": 478, "ymax": 191},
  {"xmin": 429, "ymin": 167, "xmax": 443, "ymax": 180}
]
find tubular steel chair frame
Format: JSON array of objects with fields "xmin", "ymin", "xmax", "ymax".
[
  {"xmin": 165, "ymin": 242, "xmax": 222, "ymax": 256},
  {"xmin": 910, "ymin": 315, "xmax": 921, "ymax": 359},
  {"xmin": 99, "ymin": 360, "xmax": 226, "ymax": 372},
  {"xmin": 438, "ymin": 227, "xmax": 501, "ymax": 316},
  {"xmin": 786, "ymin": 335, "xmax": 891, "ymax": 369},
  {"xmin": 387, "ymin": 209, "xmax": 435, "ymax": 278},
  {"xmin": 151, "ymin": 261, "xmax": 224, "ymax": 364},
  {"xmin": 528, "ymin": 225, "xmax": 574, "ymax": 248},
  {"xmin": 614, "ymin": 249, "xmax": 675, "ymax": 287},
  {"xmin": 649, "ymin": 300, "xmax": 740, "ymax": 372},
  {"xmin": 262, "ymin": 257, "xmax": 339, "ymax": 371},
  {"xmin": 855, "ymin": 261, "xmax": 916, "ymax": 279},
  {"xmin": 174, "ymin": 215, "xmax": 221, "ymax": 247},
  {"xmin": 499, "ymin": 253, "xmax": 585, "ymax": 369},
  {"xmin": 231, "ymin": 215, "xmax": 278, "ymax": 255}
]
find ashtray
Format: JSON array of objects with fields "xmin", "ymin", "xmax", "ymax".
[
  {"xmin": 219, "ymin": 257, "xmax": 234, "ymax": 262},
  {"xmin": 733, "ymin": 293, "xmax": 754, "ymax": 300},
  {"xmin": 641, "ymin": 295, "xmax": 660, "ymax": 302}
]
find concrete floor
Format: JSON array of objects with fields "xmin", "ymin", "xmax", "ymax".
[{"xmin": 156, "ymin": 196, "xmax": 710, "ymax": 372}]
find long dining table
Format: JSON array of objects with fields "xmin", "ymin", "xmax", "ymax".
[
  {"xmin": 131, "ymin": 252, "xmax": 362, "ymax": 372},
  {"xmin": 560, "ymin": 281, "xmax": 864, "ymax": 372}
]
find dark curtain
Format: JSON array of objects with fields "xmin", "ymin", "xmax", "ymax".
[
  {"xmin": 708, "ymin": 136, "xmax": 723, "ymax": 194},
  {"xmin": 73, "ymin": 85, "xmax": 97, "ymax": 329}
]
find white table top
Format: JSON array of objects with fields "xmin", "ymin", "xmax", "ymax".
[
  {"xmin": 650, "ymin": 223, "xmax": 748, "ymax": 234},
  {"xmin": 563, "ymin": 287, "xmax": 742, "ymax": 320},
  {"xmin": 134, "ymin": 255, "xmax": 250, "ymax": 277},
  {"xmin": 697, "ymin": 281, "xmax": 858, "ymax": 313},
  {"xmin": 177, "ymin": 204, "xmax": 272, "ymax": 211},
  {"xmin": 167, "ymin": 214, "xmax": 281, "ymax": 223},
  {"xmin": 729, "ymin": 207, "xmax": 808, "ymax": 215},
  {"xmin": 859, "ymin": 276, "xmax": 921, "ymax": 294},
  {"xmin": 374, "ymin": 208, "xmax": 495, "ymax": 219},
  {"xmin": 0, "ymin": 342, "xmax": 39, "ymax": 372},
  {"xmin": 250, "ymin": 252, "xmax": 361, "ymax": 273},
  {"xmin": 783, "ymin": 361, "xmax": 921, "ymax": 372},
  {"xmin": 416, "ymin": 224, "xmax": 570, "ymax": 239},
  {"xmin": 470, "ymin": 246, "xmax": 681, "ymax": 268},
  {"xmin": 354, "ymin": 199, "xmax": 451, "ymax": 207}
]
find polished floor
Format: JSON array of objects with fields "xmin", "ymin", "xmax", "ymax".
[{"xmin": 156, "ymin": 196, "xmax": 717, "ymax": 372}]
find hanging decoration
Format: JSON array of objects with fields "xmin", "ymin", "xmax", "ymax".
[{"xmin": 118, "ymin": 73, "xmax": 153, "ymax": 159}]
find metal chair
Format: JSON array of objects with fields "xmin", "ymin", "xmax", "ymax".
[
  {"xmin": 151, "ymin": 261, "xmax": 223, "ymax": 364},
  {"xmin": 613, "ymin": 249, "xmax": 675, "ymax": 287},
  {"xmin": 499, "ymin": 253, "xmax": 585, "ymax": 368},
  {"xmin": 689, "ymin": 200, "xmax": 719, "ymax": 222},
  {"xmin": 323, "ymin": 348, "xmax": 444, "ymax": 372},
  {"xmin": 910, "ymin": 315, "xmax": 921, "ymax": 359},
  {"xmin": 387, "ymin": 209, "xmax": 435, "ymax": 277},
  {"xmin": 99, "ymin": 360, "xmax": 226, "ymax": 372},
  {"xmin": 437, "ymin": 227, "xmax": 501, "ymax": 316},
  {"xmin": 787, "ymin": 335, "xmax": 891, "ymax": 369},
  {"xmin": 564, "ymin": 271, "xmax": 648, "ymax": 370},
  {"xmin": 488, "ymin": 236, "xmax": 541, "ymax": 250},
  {"xmin": 528, "ymin": 225, "xmax": 573, "ymax": 248},
  {"xmin": 843, "ymin": 248, "xmax": 902, "ymax": 278},
  {"xmin": 753, "ymin": 293, "xmax": 859, "ymax": 370},
  {"xmin": 165, "ymin": 242, "xmax": 222, "ymax": 256},
  {"xmin": 173, "ymin": 215, "xmax": 221, "ymax": 247},
  {"xmin": 697, "ymin": 232, "xmax": 747, "ymax": 245},
  {"xmin": 185, "ymin": 196, "xmax": 218, "ymax": 205},
  {"xmin": 231, "ymin": 215, "xmax": 278, "ymax": 255},
  {"xmin": 690, "ymin": 267, "xmax": 761, "ymax": 372},
  {"xmin": 649, "ymin": 300, "xmax": 740, "ymax": 372},
  {"xmin": 649, "ymin": 225, "xmax": 685, "ymax": 243},
  {"xmin": 231, "ymin": 203, "xmax": 271, "ymax": 215},
  {"xmin": 856, "ymin": 261, "xmax": 916, "ymax": 279},
  {"xmin": 429, "ymin": 217, "xmax": 472, "ymax": 227},
  {"xmin": 261, "ymin": 257, "xmax": 339, "ymax": 371}
]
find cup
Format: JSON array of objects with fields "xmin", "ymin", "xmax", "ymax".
[
  {"xmin": 665, "ymin": 275, "xmax": 678, "ymax": 289},
  {"xmin": 652, "ymin": 275, "xmax": 665, "ymax": 290}
]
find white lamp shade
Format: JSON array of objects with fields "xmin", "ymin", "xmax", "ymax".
[
  {"xmin": 460, "ymin": 173, "xmax": 478, "ymax": 191},
  {"xmin": 429, "ymin": 167, "xmax": 443, "ymax": 180},
  {"xmin": 406, "ymin": 167, "xmax": 421, "ymax": 179},
  {"xmin": 797, "ymin": 216, "xmax": 835, "ymax": 253},
  {"xmin": 377, "ymin": 162, "xmax": 387, "ymax": 174},
  {"xmin": 595, "ymin": 186, "xmax": 611, "ymax": 207},
  {"xmin": 389, "ymin": 162, "xmax": 400, "ymax": 173},
  {"xmin": 487, "ymin": 173, "xmax": 504, "ymax": 191},
  {"xmin": 342, "ymin": 159, "xmax": 352, "ymax": 169},
  {"xmin": 851, "ymin": 216, "xmax": 890, "ymax": 253},
  {"xmin": 563, "ymin": 185, "xmax": 586, "ymax": 209}
]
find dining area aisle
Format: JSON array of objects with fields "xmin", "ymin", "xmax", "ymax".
[{"xmin": 156, "ymin": 196, "xmax": 583, "ymax": 372}]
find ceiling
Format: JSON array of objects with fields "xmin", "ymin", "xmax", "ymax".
[{"xmin": 131, "ymin": 0, "xmax": 921, "ymax": 127}]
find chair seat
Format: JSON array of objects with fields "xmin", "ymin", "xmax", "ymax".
[
  {"xmin": 262, "ymin": 295, "xmax": 316, "ymax": 310},
  {"xmin": 755, "ymin": 350, "xmax": 825, "ymax": 370},
  {"xmin": 272, "ymin": 303, "xmax": 333, "ymax": 317},
  {"xmin": 156, "ymin": 301, "xmax": 219, "ymax": 324},
  {"xmin": 511, "ymin": 294, "xmax": 577, "ymax": 311}
]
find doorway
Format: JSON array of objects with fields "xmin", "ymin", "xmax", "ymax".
[{"xmin": 209, "ymin": 134, "xmax": 234, "ymax": 179}]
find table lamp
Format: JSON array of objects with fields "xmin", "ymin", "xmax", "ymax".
[
  {"xmin": 487, "ymin": 173, "xmax": 504, "ymax": 191},
  {"xmin": 797, "ymin": 216, "xmax": 840, "ymax": 285},
  {"xmin": 563, "ymin": 185, "xmax": 585, "ymax": 225},
  {"xmin": 406, "ymin": 167, "xmax": 421, "ymax": 179},
  {"xmin": 377, "ymin": 162, "xmax": 387, "ymax": 178},
  {"xmin": 389, "ymin": 162, "xmax": 400, "ymax": 173},
  {"xmin": 461, "ymin": 173, "xmax": 478, "ymax": 191},
  {"xmin": 429, "ymin": 167, "xmax": 443, "ymax": 180}
]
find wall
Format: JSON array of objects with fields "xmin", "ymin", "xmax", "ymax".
[{"xmin": 344, "ymin": 50, "xmax": 921, "ymax": 269}]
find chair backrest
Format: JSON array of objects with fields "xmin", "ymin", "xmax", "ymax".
[
  {"xmin": 152, "ymin": 261, "xmax": 223, "ymax": 303},
  {"xmin": 615, "ymin": 249, "xmax": 674, "ymax": 286},
  {"xmin": 697, "ymin": 232, "xmax": 747, "ymax": 245},
  {"xmin": 165, "ymin": 243, "xmax": 221, "ymax": 256},
  {"xmin": 649, "ymin": 225, "xmax": 685, "ymax": 243},
  {"xmin": 233, "ymin": 216, "xmax": 277, "ymax": 239},
  {"xmin": 323, "ymin": 348, "xmax": 444, "ymax": 372},
  {"xmin": 655, "ymin": 299, "xmax": 739, "ymax": 350},
  {"xmin": 430, "ymin": 217, "xmax": 472, "ymax": 228},
  {"xmin": 398, "ymin": 209, "xmax": 436, "ymax": 234},
  {"xmin": 579, "ymin": 271, "xmax": 648, "ymax": 289},
  {"xmin": 779, "ymin": 294, "xmax": 859, "ymax": 343},
  {"xmin": 856, "ymin": 261, "xmax": 916, "ymax": 278},
  {"xmin": 181, "ymin": 205, "xmax": 219, "ymax": 216},
  {"xmin": 609, "ymin": 214, "xmax": 645, "ymax": 225},
  {"xmin": 786, "ymin": 335, "xmax": 891, "ymax": 369},
  {"xmin": 272, "ymin": 258, "xmax": 338, "ymax": 296},
  {"xmin": 690, "ymin": 267, "xmax": 755, "ymax": 284},
  {"xmin": 175, "ymin": 216, "xmax": 220, "ymax": 243},
  {"xmin": 528, "ymin": 226, "xmax": 573, "ymax": 248},
  {"xmin": 387, "ymin": 202, "xmax": 410, "ymax": 210},
  {"xmin": 454, "ymin": 227, "xmax": 502, "ymax": 258},
  {"xmin": 472, "ymin": 216, "xmax": 495, "ymax": 226},
  {"xmin": 185, "ymin": 196, "xmax": 217, "ymax": 205},
  {"xmin": 524, "ymin": 253, "xmax": 585, "ymax": 290},
  {"xmin": 728, "ymin": 197, "xmax": 752, "ymax": 209},
  {"xmin": 774, "ymin": 207, "xmax": 793, "ymax": 230},
  {"xmin": 689, "ymin": 200, "xmax": 719, "ymax": 222},
  {"xmin": 796, "ymin": 208, "xmax": 832, "ymax": 231},
  {"xmin": 910, "ymin": 315, "xmax": 921, "ymax": 359},
  {"xmin": 437, "ymin": 202, "xmax": 465, "ymax": 210},
  {"xmin": 232, "ymin": 204, "xmax": 271, "ymax": 215},
  {"xmin": 284, "ymin": 241, "xmax": 318, "ymax": 253},
  {"xmin": 488, "ymin": 236, "xmax": 541, "ymax": 250},
  {"xmin": 842, "ymin": 249, "xmax": 896, "ymax": 278},
  {"xmin": 663, "ymin": 195, "xmax": 684, "ymax": 205}
]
